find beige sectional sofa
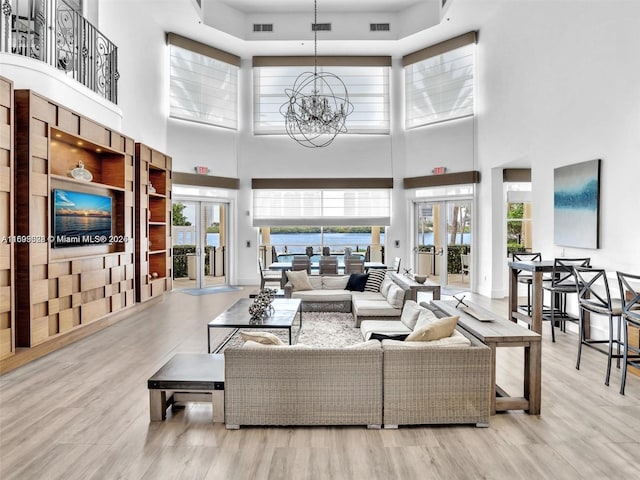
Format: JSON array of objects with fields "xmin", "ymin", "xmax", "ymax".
[
  {"xmin": 283, "ymin": 272, "xmax": 410, "ymax": 326},
  {"xmin": 224, "ymin": 340, "xmax": 383, "ymax": 428},
  {"xmin": 223, "ymin": 329, "xmax": 491, "ymax": 428}
]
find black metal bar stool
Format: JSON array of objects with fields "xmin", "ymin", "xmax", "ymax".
[
  {"xmin": 542, "ymin": 258, "xmax": 590, "ymax": 342},
  {"xmin": 511, "ymin": 252, "xmax": 542, "ymax": 316},
  {"xmin": 617, "ymin": 271, "xmax": 640, "ymax": 395},
  {"xmin": 574, "ymin": 266, "xmax": 623, "ymax": 386}
]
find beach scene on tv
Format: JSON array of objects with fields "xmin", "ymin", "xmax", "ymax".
[{"xmin": 53, "ymin": 189, "xmax": 112, "ymax": 247}]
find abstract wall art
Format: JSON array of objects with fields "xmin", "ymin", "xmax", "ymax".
[{"xmin": 554, "ymin": 159, "xmax": 601, "ymax": 249}]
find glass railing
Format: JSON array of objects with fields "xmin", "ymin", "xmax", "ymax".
[{"xmin": 0, "ymin": 0, "xmax": 118, "ymax": 103}]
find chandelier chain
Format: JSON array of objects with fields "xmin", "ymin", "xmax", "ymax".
[{"xmin": 280, "ymin": 0, "xmax": 354, "ymax": 148}]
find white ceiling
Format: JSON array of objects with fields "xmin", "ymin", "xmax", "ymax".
[
  {"xmin": 219, "ymin": 0, "xmax": 426, "ymax": 14},
  {"xmin": 146, "ymin": 0, "xmax": 458, "ymax": 57}
]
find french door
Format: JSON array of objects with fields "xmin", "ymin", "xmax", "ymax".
[
  {"xmin": 414, "ymin": 199, "xmax": 473, "ymax": 290},
  {"xmin": 172, "ymin": 200, "xmax": 228, "ymax": 289}
]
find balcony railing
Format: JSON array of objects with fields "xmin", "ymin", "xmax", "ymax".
[{"xmin": 0, "ymin": 0, "xmax": 118, "ymax": 103}]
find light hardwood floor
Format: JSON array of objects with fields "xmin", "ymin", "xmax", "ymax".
[{"xmin": 0, "ymin": 289, "xmax": 638, "ymax": 480}]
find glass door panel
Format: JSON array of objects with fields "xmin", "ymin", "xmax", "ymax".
[
  {"xmin": 415, "ymin": 200, "xmax": 472, "ymax": 290},
  {"xmin": 172, "ymin": 200, "xmax": 228, "ymax": 289}
]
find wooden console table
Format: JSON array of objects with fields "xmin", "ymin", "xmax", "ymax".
[
  {"xmin": 389, "ymin": 272, "xmax": 441, "ymax": 302},
  {"xmin": 432, "ymin": 300, "xmax": 541, "ymax": 415}
]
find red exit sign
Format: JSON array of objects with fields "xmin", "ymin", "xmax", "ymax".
[
  {"xmin": 194, "ymin": 165, "xmax": 210, "ymax": 175},
  {"xmin": 432, "ymin": 166, "xmax": 447, "ymax": 175}
]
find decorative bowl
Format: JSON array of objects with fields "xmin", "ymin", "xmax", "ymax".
[{"xmin": 413, "ymin": 274, "xmax": 427, "ymax": 284}]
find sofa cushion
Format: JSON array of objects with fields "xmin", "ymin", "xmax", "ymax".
[
  {"xmin": 346, "ymin": 273, "xmax": 369, "ymax": 292},
  {"xmin": 291, "ymin": 290, "xmax": 353, "ymax": 302},
  {"xmin": 286, "ymin": 270, "xmax": 313, "ymax": 291},
  {"xmin": 364, "ymin": 269, "xmax": 386, "ymax": 292},
  {"xmin": 360, "ymin": 319, "xmax": 413, "ymax": 340},
  {"xmin": 355, "ymin": 299, "xmax": 403, "ymax": 318},
  {"xmin": 322, "ymin": 275, "xmax": 349, "ymax": 290},
  {"xmin": 385, "ymin": 283, "xmax": 405, "ymax": 309},
  {"xmin": 382, "ymin": 329, "xmax": 471, "ymax": 347},
  {"xmin": 351, "ymin": 291, "xmax": 386, "ymax": 301},
  {"xmin": 240, "ymin": 331, "xmax": 284, "ymax": 345},
  {"xmin": 308, "ymin": 275, "xmax": 323, "ymax": 290},
  {"xmin": 400, "ymin": 300, "xmax": 423, "ymax": 330},
  {"xmin": 380, "ymin": 277, "xmax": 394, "ymax": 296},
  {"xmin": 405, "ymin": 316, "xmax": 459, "ymax": 342}
]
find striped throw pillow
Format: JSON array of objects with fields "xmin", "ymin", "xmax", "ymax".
[{"xmin": 364, "ymin": 269, "xmax": 387, "ymax": 292}]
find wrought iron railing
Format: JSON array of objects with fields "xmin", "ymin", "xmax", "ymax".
[{"xmin": 0, "ymin": 0, "xmax": 118, "ymax": 103}]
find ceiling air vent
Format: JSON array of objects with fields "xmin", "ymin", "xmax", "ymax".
[
  {"xmin": 312, "ymin": 23, "xmax": 332, "ymax": 32},
  {"xmin": 253, "ymin": 24, "xmax": 273, "ymax": 32},
  {"xmin": 370, "ymin": 23, "xmax": 390, "ymax": 32}
]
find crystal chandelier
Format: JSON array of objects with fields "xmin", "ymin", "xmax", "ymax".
[{"xmin": 280, "ymin": 0, "xmax": 353, "ymax": 148}]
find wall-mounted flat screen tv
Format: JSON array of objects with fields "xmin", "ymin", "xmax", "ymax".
[{"xmin": 52, "ymin": 188, "xmax": 112, "ymax": 248}]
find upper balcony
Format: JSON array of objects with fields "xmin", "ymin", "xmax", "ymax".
[{"xmin": 0, "ymin": 0, "xmax": 118, "ymax": 104}]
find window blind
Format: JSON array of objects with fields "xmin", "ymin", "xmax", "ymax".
[
  {"xmin": 254, "ymin": 66, "xmax": 390, "ymax": 134},
  {"xmin": 404, "ymin": 36, "xmax": 475, "ymax": 129},
  {"xmin": 169, "ymin": 44, "xmax": 238, "ymax": 129},
  {"xmin": 252, "ymin": 189, "xmax": 391, "ymax": 227}
]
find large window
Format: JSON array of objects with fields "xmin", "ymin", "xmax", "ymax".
[
  {"xmin": 168, "ymin": 35, "xmax": 239, "ymax": 129},
  {"xmin": 254, "ymin": 63, "xmax": 390, "ymax": 134},
  {"xmin": 252, "ymin": 189, "xmax": 391, "ymax": 227},
  {"xmin": 404, "ymin": 32, "xmax": 476, "ymax": 129}
]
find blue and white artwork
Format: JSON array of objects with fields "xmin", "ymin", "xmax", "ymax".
[{"xmin": 554, "ymin": 159, "xmax": 601, "ymax": 249}]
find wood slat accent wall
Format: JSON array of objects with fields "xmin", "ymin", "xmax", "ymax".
[
  {"xmin": 0, "ymin": 77, "xmax": 14, "ymax": 359},
  {"xmin": 135, "ymin": 143, "xmax": 173, "ymax": 303},
  {"xmin": 14, "ymin": 90, "xmax": 136, "ymax": 348}
]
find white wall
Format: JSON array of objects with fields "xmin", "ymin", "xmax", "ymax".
[{"xmin": 99, "ymin": 0, "xmax": 169, "ymax": 151}]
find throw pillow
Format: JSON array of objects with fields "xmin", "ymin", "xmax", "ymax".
[
  {"xmin": 405, "ymin": 316, "xmax": 459, "ymax": 342},
  {"xmin": 400, "ymin": 300, "xmax": 422, "ymax": 330},
  {"xmin": 369, "ymin": 332, "xmax": 410, "ymax": 341},
  {"xmin": 414, "ymin": 308, "xmax": 439, "ymax": 330},
  {"xmin": 380, "ymin": 277, "xmax": 393, "ymax": 296},
  {"xmin": 286, "ymin": 270, "xmax": 313, "ymax": 291},
  {"xmin": 323, "ymin": 275, "xmax": 349, "ymax": 290},
  {"xmin": 386, "ymin": 283, "xmax": 405, "ymax": 309},
  {"xmin": 240, "ymin": 331, "xmax": 284, "ymax": 345},
  {"xmin": 346, "ymin": 273, "xmax": 369, "ymax": 292},
  {"xmin": 364, "ymin": 269, "xmax": 386, "ymax": 292}
]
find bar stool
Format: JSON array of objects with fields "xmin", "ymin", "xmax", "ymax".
[
  {"xmin": 617, "ymin": 271, "xmax": 640, "ymax": 395},
  {"xmin": 542, "ymin": 257, "xmax": 590, "ymax": 342},
  {"xmin": 511, "ymin": 252, "xmax": 542, "ymax": 315},
  {"xmin": 574, "ymin": 266, "xmax": 623, "ymax": 386}
]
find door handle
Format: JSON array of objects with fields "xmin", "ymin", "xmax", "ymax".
[{"xmin": 435, "ymin": 247, "xmax": 444, "ymax": 256}]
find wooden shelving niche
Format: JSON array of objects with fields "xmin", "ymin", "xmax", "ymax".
[{"xmin": 135, "ymin": 143, "xmax": 172, "ymax": 302}]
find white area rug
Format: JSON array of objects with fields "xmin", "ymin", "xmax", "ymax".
[{"xmin": 219, "ymin": 312, "xmax": 362, "ymax": 350}]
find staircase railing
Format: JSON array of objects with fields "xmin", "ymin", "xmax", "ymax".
[{"xmin": 0, "ymin": 0, "xmax": 118, "ymax": 103}]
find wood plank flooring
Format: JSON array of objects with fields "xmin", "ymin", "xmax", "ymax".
[{"xmin": 0, "ymin": 288, "xmax": 638, "ymax": 479}]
